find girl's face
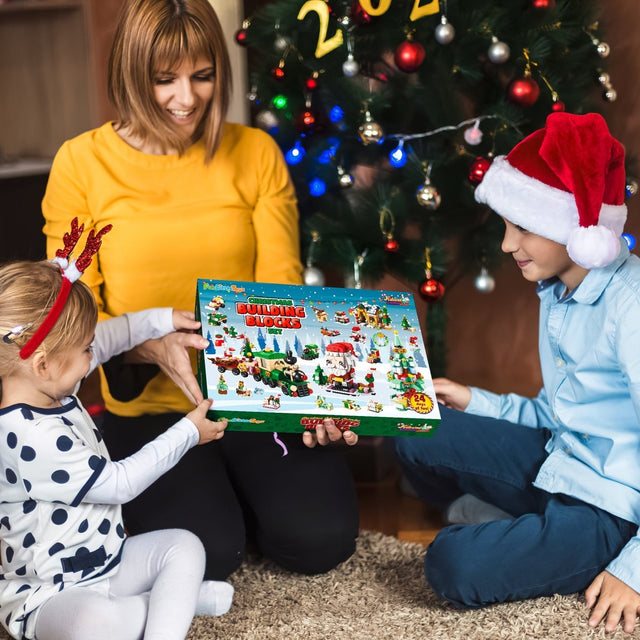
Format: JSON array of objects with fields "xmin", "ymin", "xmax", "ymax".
[
  {"xmin": 48, "ymin": 334, "xmax": 94, "ymax": 400},
  {"xmin": 153, "ymin": 55, "xmax": 215, "ymax": 143},
  {"xmin": 501, "ymin": 218, "xmax": 588, "ymax": 292}
]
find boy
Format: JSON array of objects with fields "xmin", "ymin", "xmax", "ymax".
[{"xmin": 395, "ymin": 112, "xmax": 640, "ymax": 634}]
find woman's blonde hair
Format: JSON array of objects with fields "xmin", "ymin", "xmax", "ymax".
[
  {"xmin": 108, "ymin": 0, "xmax": 232, "ymax": 163},
  {"xmin": 0, "ymin": 261, "xmax": 98, "ymax": 378}
]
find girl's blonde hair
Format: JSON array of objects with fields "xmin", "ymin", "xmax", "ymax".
[
  {"xmin": 108, "ymin": 0, "xmax": 232, "ymax": 163},
  {"xmin": 0, "ymin": 261, "xmax": 98, "ymax": 377}
]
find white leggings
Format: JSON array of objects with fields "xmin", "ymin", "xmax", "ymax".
[{"xmin": 34, "ymin": 529, "xmax": 205, "ymax": 640}]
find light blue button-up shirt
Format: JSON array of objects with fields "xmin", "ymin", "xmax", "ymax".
[{"xmin": 466, "ymin": 243, "xmax": 640, "ymax": 592}]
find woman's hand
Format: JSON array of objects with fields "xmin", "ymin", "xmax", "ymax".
[
  {"xmin": 127, "ymin": 330, "xmax": 208, "ymax": 405},
  {"xmin": 187, "ymin": 399, "xmax": 228, "ymax": 444},
  {"xmin": 171, "ymin": 309, "xmax": 202, "ymax": 332},
  {"xmin": 302, "ymin": 418, "xmax": 358, "ymax": 448},
  {"xmin": 433, "ymin": 377, "xmax": 472, "ymax": 411}
]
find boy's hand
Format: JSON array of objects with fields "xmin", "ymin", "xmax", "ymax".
[
  {"xmin": 585, "ymin": 570, "xmax": 640, "ymax": 634},
  {"xmin": 433, "ymin": 377, "xmax": 472, "ymax": 411},
  {"xmin": 187, "ymin": 399, "xmax": 228, "ymax": 444},
  {"xmin": 302, "ymin": 418, "xmax": 358, "ymax": 448},
  {"xmin": 172, "ymin": 309, "xmax": 202, "ymax": 332}
]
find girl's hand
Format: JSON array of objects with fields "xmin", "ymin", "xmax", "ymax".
[
  {"xmin": 433, "ymin": 378, "xmax": 472, "ymax": 411},
  {"xmin": 186, "ymin": 399, "xmax": 228, "ymax": 444},
  {"xmin": 302, "ymin": 418, "xmax": 358, "ymax": 448},
  {"xmin": 586, "ymin": 571, "xmax": 640, "ymax": 634}
]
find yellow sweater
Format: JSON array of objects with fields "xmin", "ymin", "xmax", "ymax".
[{"xmin": 43, "ymin": 121, "xmax": 302, "ymax": 416}]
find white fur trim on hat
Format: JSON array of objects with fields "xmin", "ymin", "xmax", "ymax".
[{"xmin": 474, "ymin": 156, "xmax": 627, "ymax": 267}]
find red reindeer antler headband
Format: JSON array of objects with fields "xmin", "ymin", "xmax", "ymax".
[{"xmin": 18, "ymin": 218, "xmax": 112, "ymax": 360}]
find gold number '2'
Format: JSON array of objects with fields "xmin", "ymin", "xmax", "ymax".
[{"xmin": 297, "ymin": 0, "xmax": 344, "ymax": 58}]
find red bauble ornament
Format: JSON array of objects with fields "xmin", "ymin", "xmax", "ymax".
[
  {"xmin": 468, "ymin": 156, "xmax": 492, "ymax": 185},
  {"xmin": 271, "ymin": 66, "xmax": 286, "ymax": 81},
  {"xmin": 385, "ymin": 239, "xmax": 400, "ymax": 252},
  {"xmin": 508, "ymin": 77, "xmax": 540, "ymax": 107},
  {"xmin": 551, "ymin": 100, "xmax": 566, "ymax": 112},
  {"xmin": 234, "ymin": 28, "xmax": 248, "ymax": 46},
  {"xmin": 419, "ymin": 278, "xmax": 445, "ymax": 302},
  {"xmin": 532, "ymin": 0, "xmax": 555, "ymax": 8},
  {"xmin": 351, "ymin": 1, "xmax": 372, "ymax": 24},
  {"xmin": 394, "ymin": 40, "xmax": 426, "ymax": 73}
]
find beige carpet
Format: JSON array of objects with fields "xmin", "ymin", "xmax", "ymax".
[
  {"xmin": 3, "ymin": 531, "xmax": 638, "ymax": 639},
  {"xmin": 187, "ymin": 530, "xmax": 640, "ymax": 640}
]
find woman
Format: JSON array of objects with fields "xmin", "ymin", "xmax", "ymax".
[{"xmin": 42, "ymin": 0, "xmax": 359, "ymax": 581}]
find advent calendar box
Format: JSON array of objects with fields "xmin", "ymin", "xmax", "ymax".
[{"xmin": 195, "ymin": 279, "xmax": 440, "ymax": 437}]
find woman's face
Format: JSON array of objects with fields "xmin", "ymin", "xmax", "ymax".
[{"xmin": 153, "ymin": 55, "xmax": 215, "ymax": 142}]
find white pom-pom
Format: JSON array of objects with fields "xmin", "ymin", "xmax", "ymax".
[{"xmin": 567, "ymin": 225, "xmax": 620, "ymax": 269}]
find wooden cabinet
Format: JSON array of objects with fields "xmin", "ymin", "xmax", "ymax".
[{"xmin": 0, "ymin": 0, "xmax": 99, "ymax": 161}]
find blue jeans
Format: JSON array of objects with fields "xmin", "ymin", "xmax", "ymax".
[{"xmin": 395, "ymin": 406, "xmax": 636, "ymax": 607}]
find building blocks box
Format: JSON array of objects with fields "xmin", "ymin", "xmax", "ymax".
[{"xmin": 196, "ymin": 279, "xmax": 440, "ymax": 437}]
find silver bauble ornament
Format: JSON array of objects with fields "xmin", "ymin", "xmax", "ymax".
[
  {"xmin": 342, "ymin": 53, "xmax": 360, "ymax": 78},
  {"xmin": 304, "ymin": 266, "xmax": 325, "ymax": 287},
  {"xmin": 604, "ymin": 87, "xmax": 618, "ymax": 102},
  {"xmin": 435, "ymin": 16, "xmax": 455, "ymax": 45},
  {"xmin": 597, "ymin": 71, "xmax": 611, "ymax": 86},
  {"xmin": 274, "ymin": 34, "xmax": 289, "ymax": 52},
  {"xmin": 474, "ymin": 266, "xmax": 495, "ymax": 294},
  {"xmin": 337, "ymin": 166, "xmax": 355, "ymax": 188},
  {"xmin": 254, "ymin": 109, "xmax": 279, "ymax": 131},
  {"xmin": 596, "ymin": 41, "xmax": 611, "ymax": 58},
  {"xmin": 358, "ymin": 111, "xmax": 384, "ymax": 145},
  {"xmin": 416, "ymin": 181, "xmax": 442, "ymax": 210},
  {"xmin": 488, "ymin": 37, "xmax": 510, "ymax": 64},
  {"xmin": 626, "ymin": 178, "xmax": 638, "ymax": 197}
]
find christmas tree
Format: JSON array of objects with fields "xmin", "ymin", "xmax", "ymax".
[{"xmin": 237, "ymin": 0, "xmax": 621, "ymax": 374}]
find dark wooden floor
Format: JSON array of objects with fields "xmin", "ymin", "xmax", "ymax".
[
  {"xmin": 356, "ymin": 467, "xmax": 443, "ymax": 548},
  {"xmin": 347, "ymin": 435, "xmax": 443, "ymax": 547}
]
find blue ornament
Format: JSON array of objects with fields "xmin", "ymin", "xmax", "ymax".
[
  {"xmin": 309, "ymin": 178, "xmax": 326, "ymax": 197},
  {"xmin": 623, "ymin": 233, "xmax": 636, "ymax": 250},
  {"xmin": 329, "ymin": 105, "xmax": 344, "ymax": 123}
]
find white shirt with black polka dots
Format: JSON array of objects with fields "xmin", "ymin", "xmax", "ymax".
[{"xmin": 0, "ymin": 398, "xmax": 124, "ymax": 639}]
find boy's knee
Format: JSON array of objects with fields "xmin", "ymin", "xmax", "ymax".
[{"xmin": 425, "ymin": 527, "xmax": 485, "ymax": 608}]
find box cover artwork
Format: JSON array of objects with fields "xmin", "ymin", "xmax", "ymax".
[{"xmin": 196, "ymin": 279, "xmax": 440, "ymax": 437}]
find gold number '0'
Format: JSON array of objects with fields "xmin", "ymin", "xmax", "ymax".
[
  {"xmin": 297, "ymin": 0, "xmax": 344, "ymax": 58},
  {"xmin": 357, "ymin": 0, "xmax": 440, "ymax": 20}
]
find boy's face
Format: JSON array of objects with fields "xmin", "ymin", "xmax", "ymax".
[{"xmin": 501, "ymin": 218, "xmax": 588, "ymax": 292}]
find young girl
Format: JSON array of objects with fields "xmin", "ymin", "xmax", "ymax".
[{"xmin": 0, "ymin": 226, "xmax": 231, "ymax": 640}]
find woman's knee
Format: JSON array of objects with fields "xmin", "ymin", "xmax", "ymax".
[{"xmin": 261, "ymin": 521, "xmax": 357, "ymax": 575}]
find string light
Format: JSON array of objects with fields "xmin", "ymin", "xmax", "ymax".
[{"xmin": 285, "ymin": 140, "xmax": 306, "ymax": 165}]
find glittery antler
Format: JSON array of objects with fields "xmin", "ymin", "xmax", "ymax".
[
  {"xmin": 55, "ymin": 217, "xmax": 85, "ymax": 262},
  {"xmin": 74, "ymin": 224, "xmax": 113, "ymax": 275},
  {"xmin": 19, "ymin": 220, "xmax": 113, "ymax": 359}
]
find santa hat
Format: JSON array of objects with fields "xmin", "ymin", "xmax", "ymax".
[{"xmin": 474, "ymin": 112, "xmax": 627, "ymax": 269}]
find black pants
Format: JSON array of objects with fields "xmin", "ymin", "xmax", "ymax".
[{"xmin": 101, "ymin": 411, "xmax": 359, "ymax": 580}]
